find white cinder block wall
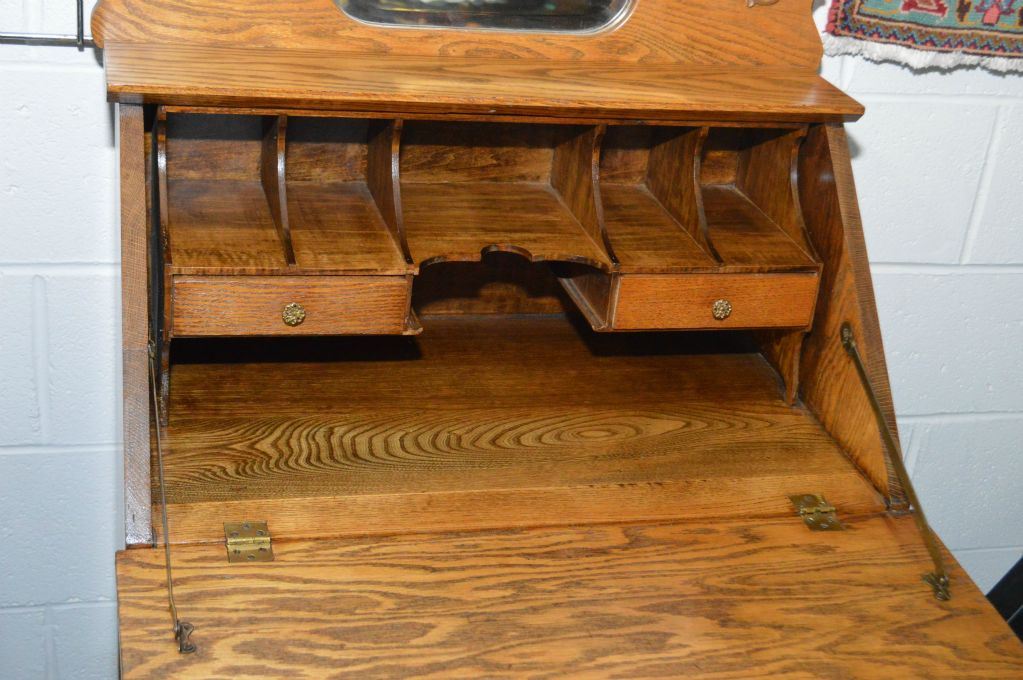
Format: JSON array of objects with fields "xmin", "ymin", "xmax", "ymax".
[{"xmin": 1, "ymin": 2, "xmax": 1021, "ymax": 676}]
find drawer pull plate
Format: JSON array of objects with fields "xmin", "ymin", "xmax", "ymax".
[
  {"xmin": 712, "ymin": 298, "xmax": 732, "ymax": 320},
  {"xmin": 282, "ymin": 302, "xmax": 306, "ymax": 327}
]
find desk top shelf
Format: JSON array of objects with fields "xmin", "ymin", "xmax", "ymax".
[{"xmin": 160, "ymin": 112, "xmax": 821, "ymax": 279}]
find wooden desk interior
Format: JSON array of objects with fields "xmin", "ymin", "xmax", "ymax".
[
  {"xmin": 155, "ymin": 313, "xmax": 884, "ymax": 544},
  {"xmin": 93, "ymin": 0, "xmax": 1023, "ymax": 672}
]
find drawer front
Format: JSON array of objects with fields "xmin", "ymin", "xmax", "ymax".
[
  {"xmin": 172, "ymin": 275, "xmax": 411, "ymax": 336},
  {"xmin": 612, "ymin": 273, "xmax": 819, "ymax": 330}
]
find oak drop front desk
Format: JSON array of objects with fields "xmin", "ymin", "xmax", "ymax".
[{"xmin": 91, "ymin": 0, "xmax": 1023, "ymax": 676}]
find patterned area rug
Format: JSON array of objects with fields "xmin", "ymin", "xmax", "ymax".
[{"xmin": 826, "ymin": 0, "xmax": 1023, "ymax": 71}]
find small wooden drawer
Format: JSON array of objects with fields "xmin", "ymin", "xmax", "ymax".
[
  {"xmin": 171, "ymin": 275, "xmax": 413, "ymax": 336},
  {"xmin": 611, "ymin": 272, "xmax": 819, "ymax": 330}
]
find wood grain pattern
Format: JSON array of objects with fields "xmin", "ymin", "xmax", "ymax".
[
  {"xmin": 755, "ymin": 329, "xmax": 806, "ymax": 406},
  {"xmin": 171, "ymin": 275, "xmax": 412, "ymax": 336},
  {"xmin": 798, "ymin": 124, "xmax": 902, "ymax": 501},
  {"xmin": 645, "ymin": 127, "xmax": 718, "ymax": 262},
  {"xmin": 165, "ymin": 112, "xmax": 263, "ymax": 181},
  {"xmin": 285, "ymin": 116, "xmax": 368, "ymax": 182},
  {"xmin": 156, "ymin": 475, "xmax": 883, "ymax": 545},
  {"xmin": 100, "ymin": 46, "xmax": 862, "ymax": 123},
  {"xmin": 736, "ymin": 127, "xmax": 816, "ymax": 259},
  {"xmin": 165, "ymin": 179, "xmax": 410, "ymax": 275},
  {"xmin": 550, "ymin": 125, "xmax": 617, "ymax": 263},
  {"xmin": 118, "ymin": 516, "xmax": 1023, "ymax": 678},
  {"xmin": 118, "ymin": 104, "xmax": 153, "ymax": 545},
  {"xmin": 167, "ymin": 179, "xmax": 285, "ymax": 269},
  {"xmin": 612, "ymin": 273, "xmax": 819, "ymax": 330},
  {"xmin": 600, "ymin": 185, "xmax": 716, "ymax": 271},
  {"xmin": 366, "ymin": 119, "xmax": 414, "ymax": 265},
  {"xmin": 402, "ymin": 183, "xmax": 612, "ymax": 269},
  {"xmin": 92, "ymin": 0, "xmax": 828, "ymax": 68},
  {"xmin": 401, "ymin": 122, "xmax": 565, "ymax": 184},
  {"xmin": 701, "ymin": 185, "xmax": 817, "ymax": 268},
  {"xmin": 287, "ymin": 182, "xmax": 409, "ymax": 273},
  {"xmin": 155, "ymin": 314, "xmax": 874, "ymax": 540}
]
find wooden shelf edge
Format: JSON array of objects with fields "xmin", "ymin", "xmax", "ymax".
[
  {"xmin": 152, "ymin": 473, "xmax": 886, "ymax": 545},
  {"xmin": 104, "ymin": 45, "xmax": 864, "ymax": 124}
]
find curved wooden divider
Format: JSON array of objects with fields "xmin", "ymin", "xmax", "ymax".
[
  {"xmin": 366, "ymin": 118, "xmax": 415, "ymax": 266},
  {"xmin": 260, "ymin": 114, "xmax": 295, "ymax": 265},
  {"xmin": 646, "ymin": 125, "xmax": 721, "ymax": 264},
  {"xmin": 551, "ymin": 124, "xmax": 619, "ymax": 266}
]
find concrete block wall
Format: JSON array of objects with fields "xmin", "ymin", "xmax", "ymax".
[{"xmin": 0, "ymin": 3, "xmax": 1020, "ymax": 676}]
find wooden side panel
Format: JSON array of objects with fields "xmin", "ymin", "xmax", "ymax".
[
  {"xmin": 118, "ymin": 516, "xmax": 1023, "ymax": 678},
  {"xmin": 119, "ymin": 104, "xmax": 153, "ymax": 546},
  {"xmin": 798, "ymin": 124, "xmax": 900, "ymax": 500},
  {"xmin": 612, "ymin": 273, "xmax": 818, "ymax": 330},
  {"xmin": 172, "ymin": 276, "xmax": 412, "ymax": 336}
]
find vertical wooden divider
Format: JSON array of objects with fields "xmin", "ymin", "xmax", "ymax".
[
  {"xmin": 154, "ymin": 107, "xmax": 172, "ymax": 425},
  {"xmin": 551, "ymin": 125, "xmax": 618, "ymax": 267},
  {"xmin": 367, "ymin": 119, "xmax": 418, "ymax": 333},
  {"xmin": 741, "ymin": 129, "xmax": 820, "ymax": 406},
  {"xmin": 261, "ymin": 114, "xmax": 296, "ymax": 266},
  {"xmin": 736, "ymin": 127, "xmax": 818, "ymax": 260},
  {"xmin": 647, "ymin": 126, "xmax": 721, "ymax": 263},
  {"xmin": 755, "ymin": 330, "xmax": 804, "ymax": 406},
  {"xmin": 367, "ymin": 119, "xmax": 414, "ymax": 266}
]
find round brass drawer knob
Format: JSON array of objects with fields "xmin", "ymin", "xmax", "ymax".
[
  {"xmin": 282, "ymin": 302, "xmax": 306, "ymax": 327},
  {"xmin": 711, "ymin": 299, "xmax": 732, "ymax": 321}
]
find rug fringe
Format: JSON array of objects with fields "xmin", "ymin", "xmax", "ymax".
[{"xmin": 824, "ymin": 33, "xmax": 1023, "ymax": 73}]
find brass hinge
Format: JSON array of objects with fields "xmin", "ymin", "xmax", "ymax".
[
  {"xmin": 225, "ymin": 521, "xmax": 274, "ymax": 563},
  {"xmin": 790, "ymin": 493, "xmax": 844, "ymax": 531}
]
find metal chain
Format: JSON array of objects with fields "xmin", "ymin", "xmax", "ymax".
[
  {"xmin": 148, "ymin": 343, "xmax": 197, "ymax": 653},
  {"xmin": 841, "ymin": 322, "xmax": 950, "ymax": 601}
]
